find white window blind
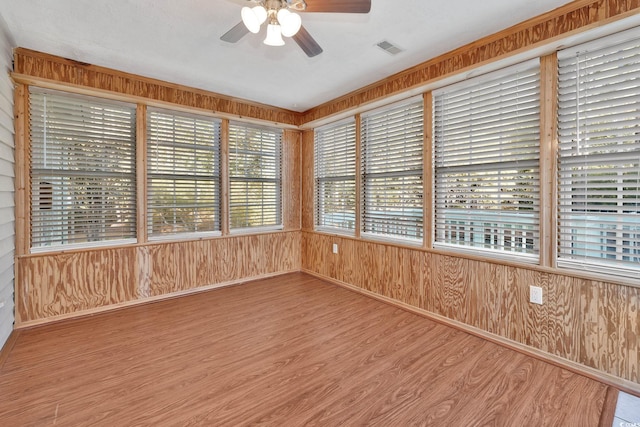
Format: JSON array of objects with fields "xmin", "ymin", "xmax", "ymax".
[
  {"xmin": 314, "ymin": 119, "xmax": 356, "ymax": 233},
  {"xmin": 433, "ymin": 60, "xmax": 541, "ymax": 261},
  {"xmin": 361, "ymin": 98, "xmax": 424, "ymax": 242},
  {"xmin": 557, "ymin": 28, "xmax": 640, "ymax": 279},
  {"xmin": 147, "ymin": 109, "xmax": 221, "ymax": 238},
  {"xmin": 229, "ymin": 122, "xmax": 282, "ymax": 230},
  {"xmin": 29, "ymin": 88, "xmax": 137, "ymax": 250}
]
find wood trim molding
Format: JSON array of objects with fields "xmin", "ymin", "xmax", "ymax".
[
  {"xmin": 598, "ymin": 387, "xmax": 620, "ymax": 427},
  {"xmin": 282, "ymin": 129, "xmax": 302, "ymax": 231},
  {"xmin": 300, "ymin": 0, "xmax": 640, "ymax": 124},
  {"xmin": 12, "ymin": 48, "xmax": 301, "ymax": 127},
  {"xmin": 16, "ymin": 229, "xmax": 301, "ymax": 260},
  {"xmin": 354, "ymin": 114, "xmax": 362, "ymax": 238},
  {"xmin": 302, "ymin": 268, "xmax": 640, "ymax": 396},
  {"xmin": 13, "ymin": 83, "xmax": 29, "ymax": 257},
  {"xmin": 136, "ymin": 104, "xmax": 148, "ymax": 244},
  {"xmin": 539, "ymin": 53, "xmax": 559, "ymax": 268},
  {"xmin": 221, "ymin": 119, "xmax": 230, "ymax": 236},
  {"xmin": 422, "ymin": 93, "xmax": 433, "ymax": 250},
  {"xmin": 301, "ymin": 130, "xmax": 315, "ymax": 231}
]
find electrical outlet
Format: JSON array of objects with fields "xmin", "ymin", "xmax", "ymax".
[
  {"xmin": 530, "ymin": 286, "xmax": 543, "ymax": 305},
  {"xmin": 332, "ymin": 243, "xmax": 338, "ymax": 254}
]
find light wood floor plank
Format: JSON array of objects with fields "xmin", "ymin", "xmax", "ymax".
[{"xmin": 0, "ymin": 272, "xmax": 613, "ymax": 425}]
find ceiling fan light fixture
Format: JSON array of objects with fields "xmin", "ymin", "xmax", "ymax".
[
  {"xmin": 277, "ymin": 9, "xmax": 301, "ymax": 37},
  {"xmin": 241, "ymin": 5, "xmax": 267, "ymax": 34},
  {"xmin": 264, "ymin": 24, "xmax": 285, "ymax": 46},
  {"xmin": 223, "ymin": 0, "xmax": 371, "ymax": 57}
]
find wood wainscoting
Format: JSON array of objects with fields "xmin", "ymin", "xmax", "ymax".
[
  {"xmin": 16, "ymin": 231, "xmax": 301, "ymax": 326},
  {"xmin": 301, "ymin": 231, "xmax": 640, "ymax": 391}
]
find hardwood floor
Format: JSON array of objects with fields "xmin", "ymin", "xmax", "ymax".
[{"xmin": 0, "ymin": 273, "xmax": 615, "ymax": 426}]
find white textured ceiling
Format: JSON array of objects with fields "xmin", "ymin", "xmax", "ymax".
[{"xmin": 0, "ymin": 0, "xmax": 573, "ymax": 112}]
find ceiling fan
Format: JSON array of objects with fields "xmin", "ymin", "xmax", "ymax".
[{"xmin": 221, "ymin": 0, "xmax": 372, "ymax": 57}]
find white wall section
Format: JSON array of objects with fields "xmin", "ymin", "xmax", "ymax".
[{"xmin": 0, "ymin": 14, "xmax": 15, "ymax": 349}]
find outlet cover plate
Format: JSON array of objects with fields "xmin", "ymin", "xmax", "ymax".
[
  {"xmin": 332, "ymin": 243, "xmax": 338, "ymax": 254},
  {"xmin": 530, "ymin": 286, "xmax": 543, "ymax": 305}
]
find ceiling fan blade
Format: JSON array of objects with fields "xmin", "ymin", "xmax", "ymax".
[
  {"xmin": 292, "ymin": 26, "xmax": 323, "ymax": 57},
  {"xmin": 221, "ymin": 21, "xmax": 250, "ymax": 43},
  {"xmin": 303, "ymin": 0, "xmax": 371, "ymax": 13}
]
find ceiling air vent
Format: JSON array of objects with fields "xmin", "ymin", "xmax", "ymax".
[{"xmin": 376, "ymin": 40, "xmax": 403, "ymax": 55}]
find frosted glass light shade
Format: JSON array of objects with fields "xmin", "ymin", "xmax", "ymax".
[
  {"xmin": 277, "ymin": 9, "xmax": 301, "ymax": 37},
  {"xmin": 241, "ymin": 5, "xmax": 267, "ymax": 34},
  {"xmin": 264, "ymin": 24, "xmax": 285, "ymax": 46}
]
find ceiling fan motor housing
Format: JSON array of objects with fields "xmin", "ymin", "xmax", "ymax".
[
  {"xmin": 259, "ymin": 0, "xmax": 307, "ymax": 12},
  {"xmin": 286, "ymin": 0, "xmax": 307, "ymax": 11}
]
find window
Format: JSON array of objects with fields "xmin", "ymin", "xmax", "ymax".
[
  {"xmin": 147, "ymin": 109, "xmax": 221, "ymax": 239},
  {"xmin": 361, "ymin": 98, "xmax": 424, "ymax": 242},
  {"xmin": 228, "ymin": 122, "xmax": 282, "ymax": 230},
  {"xmin": 314, "ymin": 119, "xmax": 356, "ymax": 233},
  {"xmin": 29, "ymin": 89, "xmax": 137, "ymax": 250},
  {"xmin": 557, "ymin": 28, "xmax": 640, "ymax": 278},
  {"xmin": 433, "ymin": 60, "xmax": 541, "ymax": 261}
]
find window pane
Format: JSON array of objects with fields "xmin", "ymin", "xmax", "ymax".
[
  {"xmin": 30, "ymin": 88, "xmax": 136, "ymax": 249},
  {"xmin": 361, "ymin": 99, "xmax": 424, "ymax": 241},
  {"xmin": 229, "ymin": 122, "xmax": 282, "ymax": 229},
  {"xmin": 433, "ymin": 60, "xmax": 541, "ymax": 260},
  {"xmin": 557, "ymin": 28, "xmax": 640, "ymax": 278},
  {"xmin": 315, "ymin": 119, "xmax": 356, "ymax": 232},
  {"xmin": 147, "ymin": 109, "xmax": 221, "ymax": 237}
]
